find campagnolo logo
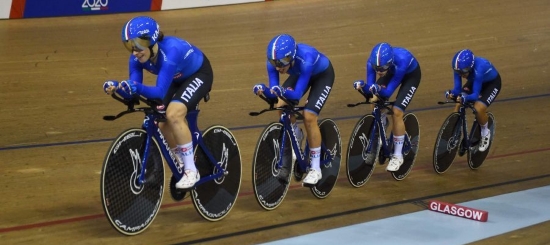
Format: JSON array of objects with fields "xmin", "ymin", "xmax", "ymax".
[
  {"xmin": 193, "ymin": 191, "xmax": 233, "ymax": 218},
  {"xmin": 82, "ymin": 0, "xmax": 108, "ymax": 11},
  {"xmin": 115, "ymin": 186, "xmax": 162, "ymax": 232},
  {"xmin": 258, "ymin": 194, "xmax": 285, "ymax": 208},
  {"xmin": 312, "ymin": 187, "xmax": 326, "ymax": 196}
]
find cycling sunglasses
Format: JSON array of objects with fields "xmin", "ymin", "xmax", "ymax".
[
  {"xmin": 123, "ymin": 37, "xmax": 150, "ymax": 53},
  {"xmin": 374, "ymin": 64, "xmax": 391, "ymax": 72},
  {"xmin": 454, "ymin": 67, "xmax": 472, "ymax": 75},
  {"xmin": 269, "ymin": 56, "xmax": 292, "ymax": 68}
]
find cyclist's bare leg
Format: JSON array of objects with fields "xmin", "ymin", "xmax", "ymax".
[
  {"xmin": 474, "ymin": 101, "xmax": 488, "ymax": 125},
  {"xmin": 166, "ymin": 102, "xmax": 191, "ymax": 144},
  {"xmin": 168, "ymin": 102, "xmax": 200, "ymax": 188},
  {"xmin": 158, "ymin": 122, "xmax": 182, "ymax": 165},
  {"xmin": 386, "ymin": 106, "xmax": 406, "ymax": 171},
  {"xmin": 392, "ymin": 107, "xmax": 405, "ymax": 136},
  {"xmin": 303, "ymin": 111, "xmax": 321, "ymax": 149},
  {"xmin": 453, "ymin": 103, "xmax": 460, "ymax": 112},
  {"xmin": 302, "ymin": 110, "xmax": 323, "ymax": 184},
  {"xmin": 474, "ymin": 101, "xmax": 490, "ymax": 141},
  {"xmin": 159, "ymin": 122, "xmax": 176, "ymax": 148},
  {"xmin": 166, "ymin": 102, "xmax": 196, "ymax": 170}
]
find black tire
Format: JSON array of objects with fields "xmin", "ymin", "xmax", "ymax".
[
  {"xmin": 433, "ymin": 113, "xmax": 462, "ymax": 174},
  {"xmin": 468, "ymin": 112, "xmax": 495, "ymax": 169},
  {"xmin": 310, "ymin": 118, "xmax": 341, "ymax": 198},
  {"xmin": 192, "ymin": 125, "xmax": 242, "ymax": 221},
  {"xmin": 391, "ymin": 113, "xmax": 420, "ymax": 181},
  {"xmin": 100, "ymin": 128, "xmax": 164, "ymax": 236},
  {"xmin": 252, "ymin": 122, "xmax": 292, "ymax": 210},
  {"xmin": 345, "ymin": 115, "xmax": 379, "ymax": 188}
]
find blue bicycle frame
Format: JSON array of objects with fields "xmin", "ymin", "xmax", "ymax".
[
  {"xmin": 135, "ymin": 108, "xmax": 226, "ymax": 187},
  {"xmin": 361, "ymin": 99, "xmax": 412, "ymax": 159},
  {"xmin": 453, "ymin": 102, "xmax": 478, "ymax": 151},
  {"xmin": 277, "ymin": 107, "xmax": 333, "ymax": 173}
]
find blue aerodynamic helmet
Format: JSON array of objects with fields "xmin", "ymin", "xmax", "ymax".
[
  {"xmin": 370, "ymin": 42, "xmax": 394, "ymax": 71},
  {"xmin": 452, "ymin": 49, "xmax": 475, "ymax": 74},
  {"xmin": 121, "ymin": 16, "xmax": 160, "ymax": 52},
  {"xmin": 266, "ymin": 34, "xmax": 296, "ymax": 67}
]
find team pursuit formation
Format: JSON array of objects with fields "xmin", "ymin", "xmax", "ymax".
[{"xmin": 99, "ymin": 16, "xmax": 500, "ymax": 235}]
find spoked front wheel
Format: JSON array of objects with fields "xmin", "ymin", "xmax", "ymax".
[
  {"xmin": 310, "ymin": 118, "xmax": 341, "ymax": 198},
  {"xmin": 193, "ymin": 125, "xmax": 242, "ymax": 221},
  {"xmin": 433, "ymin": 112, "xmax": 462, "ymax": 174},
  {"xmin": 467, "ymin": 112, "xmax": 495, "ymax": 169},
  {"xmin": 345, "ymin": 114, "xmax": 379, "ymax": 188},
  {"xmin": 391, "ymin": 113, "xmax": 420, "ymax": 181},
  {"xmin": 252, "ymin": 122, "xmax": 292, "ymax": 210},
  {"xmin": 100, "ymin": 128, "xmax": 165, "ymax": 236}
]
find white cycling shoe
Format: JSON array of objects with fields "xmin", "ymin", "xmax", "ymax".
[
  {"xmin": 302, "ymin": 169, "xmax": 322, "ymax": 186},
  {"xmin": 175, "ymin": 170, "xmax": 200, "ymax": 189},
  {"xmin": 386, "ymin": 156, "xmax": 404, "ymax": 172}
]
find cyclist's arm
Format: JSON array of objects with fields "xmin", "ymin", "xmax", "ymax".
[
  {"xmin": 451, "ymin": 73, "xmax": 462, "ymax": 96},
  {"xmin": 130, "ymin": 48, "xmax": 180, "ymax": 99},
  {"xmin": 291, "ymin": 61, "xmax": 314, "ymax": 98},
  {"xmin": 379, "ymin": 66, "xmax": 406, "ymax": 98},
  {"xmin": 128, "ymin": 56, "xmax": 144, "ymax": 83},
  {"xmin": 464, "ymin": 74, "xmax": 483, "ymax": 102},
  {"xmin": 363, "ymin": 62, "xmax": 376, "ymax": 94},
  {"xmin": 267, "ymin": 60, "xmax": 280, "ymax": 88}
]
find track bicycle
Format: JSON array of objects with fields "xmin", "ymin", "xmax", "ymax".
[
  {"xmin": 100, "ymin": 93, "xmax": 242, "ymax": 235},
  {"xmin": 249, "ymin": 94, "xmax": 341, "ymax": 210},
  {"xmin": 346, "ymin": 91, "xmax": 420, "ymax": 187},
  {"xmin": 433, "ymin": 99, "xmax": 496, "ymax": 173}
]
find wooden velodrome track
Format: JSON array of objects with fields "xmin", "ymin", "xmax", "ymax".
[{"xmin": 1, "ymin": 0, "xmax": 550, "ymax": 244}]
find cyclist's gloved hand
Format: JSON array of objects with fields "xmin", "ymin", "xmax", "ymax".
[
  {"xmin": 103, "ymin": 80, "xmax": 119, "ymax": 95},
  {"xmin": 253, "ymin": 83, "xmax": 277, "ymax": 100},
  {"xmin": 115, "ymin": 87, "xmax": 134, "ymax": 100},
  {"xmin": 458, "ymin": 94, "xmax": 468, "ymax": 105},
  {"xmin": 353, "ymin": 80, "xmax": 365, "ymax": 90},
  {"xmin": 445, "ymin": 90, "xmax": 454, "ymax": 100},
  {"xmin": 369, "ymin": 84, "xmax": 382, "ymax": 95},
  {"xmin": 271, "ymin": 85, "xmax": 286, "ymax": 98},
  {"xmin": 120, "ymin": 80, "xmax": 139, "ymax": 95},
  {"xmin": 253, "ymin": 83, "xmax": 266, "ymax": 95}
]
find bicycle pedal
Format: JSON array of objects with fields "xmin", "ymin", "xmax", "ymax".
[
  {"xmin": 378, "ymin": 155, "xmax": 388, "ymax": 165},
  {"xmin": 458, "ymin": 147, "xmax": 467, "ymax": 157},
  {"xmin": 302, "ymin": 182, "xmax": 315, "ymax": 188},
  {"xmin": 169, "ymin": 176, "xmax": 187, "ymax": 201}
]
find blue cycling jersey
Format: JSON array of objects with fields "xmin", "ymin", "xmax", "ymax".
[
  {"xmin": 128, "ymin": 36, "xmax": 204, "ymax": 99},
  {"xmin": 365, "ymin": 47, "xmax": 418, "ymax": 98},
  {"xmin": 267, "ymin": 43, "xmax": 330, "ymax": 100},
  {"xmin": 452, "ymin": 56, "xmax": 499, "ymax": 102}
]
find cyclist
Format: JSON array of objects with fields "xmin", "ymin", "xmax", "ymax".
[
  {"xmin": 103, "ymin": 16, "xmax": 213, "ymax": 189},
  {"xmin": 253, "ymin": 34, "xmax": 335, "ymax": 186},
  {"xmin": 446, "ymin": 49, "xmax": 501, "ymax": 152},
  {"xmin": 353, "ymin": 42, "xmax": 421, "ymax": 172}
]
